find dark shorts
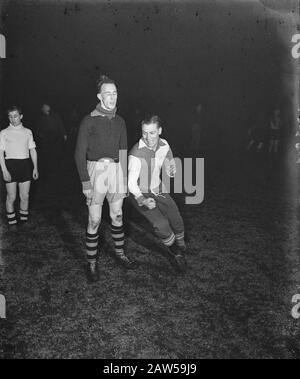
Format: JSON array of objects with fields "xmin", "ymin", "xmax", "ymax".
[
  {"xmin": 129, "ymin": 192, "xmax": 184, "ymax": 240},
  {"xmin": 5, "ymin": 158, "xmax": 32, "ymax": 183}
]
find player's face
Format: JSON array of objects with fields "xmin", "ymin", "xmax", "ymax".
[
  {"xmin": 142, "ymin": 122, "xmax": 162, "ymax": 149},
  {"xmin": 8, "ymin": 110, "xmax": 23, "ymax": 126},
  {"xmin": 98, "ymin": 83, "xmax": 118, "ymax": 110}
]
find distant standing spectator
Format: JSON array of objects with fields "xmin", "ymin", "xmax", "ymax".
[
  {"xmin": 268, "ymin": 109, "xmax": 281, "ymax": 154},
  {"xmin": 36, "ymin": 103, "xmax": 67, "ymax": 179},
  {"xmin": 295, "ymin": 107, "xmax": 300, "ymax": 163},
  {"xmin": 246, "ymin": 125, "xmax": 266, "ymax": 153},
  {"xmin": 66, "ymin": 108, "xmax": 80, "ymax": 155}
]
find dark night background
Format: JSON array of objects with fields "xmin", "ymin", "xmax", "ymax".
[
  {"xmin": 0, "ymin": 0, "xmax": 298, "ymax": 153},
  {"xmin": 0, "ymin": 0, "xmax": 300, "ymax": 360}
]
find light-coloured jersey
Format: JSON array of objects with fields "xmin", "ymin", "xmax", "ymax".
[
  {"xmin": 0, "ymin": 124, "xmax": 36, "ymax": 159},
  {"xmin": 128, "ymin": 138, "xmax": 175, "ymax": 203}
]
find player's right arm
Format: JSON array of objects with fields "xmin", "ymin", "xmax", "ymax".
[
  {"xmin": 74, "ymin": 116, "xmax": 93, "ymax": 203},
  {"xmin": 0, "ymin": 150, "xmax": 10, "ymax": 182},
  {"xmin": 0, "ymin": 131, "xmax": 11, "ymax": 182},
  {"xmin": 128, "ymin": 154, "xmax": 156, "ymax": 209}
]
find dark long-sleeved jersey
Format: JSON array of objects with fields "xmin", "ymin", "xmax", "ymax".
[{"xmin": 74, "ymin": 109, "xmax": 127, "ymax": 187}]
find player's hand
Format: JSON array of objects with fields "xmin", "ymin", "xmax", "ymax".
[
  {"xmin": 165, "ymin": 160, "xmax": 176, "ymax": 177},
  {"xmin": 3, "ymin": 170, "xmax": 11, "ymax": 182},
  {"xmin": 83, "ymin": 189, "xmax": 93, "ymax": 206},
  {"xmin": 33, "ymin": 168, "xmax": 39, "ymax": 180},
  {"xmin": 143, "ymin": 198, "xmax": 156, "ymax": 210},
  {"xmin": 167, "ymin": 164, "xmax": 176, "ymax": 177}
]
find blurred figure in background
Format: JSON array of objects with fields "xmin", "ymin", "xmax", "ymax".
[
  {"xmin": 295, "ymin": 107, "xmax": 300, "ymax": 164},
  {"xmin": 246, "ymin": 125, "xmax": 266, "ymax": 153},
  {"xmin": 268, "ymin": 108, "xmax": 281, "ymax": 155},
  {"xmin": 66, "ymin": 107, "xmax": 80, "ymax": 156},
  {"xmin": 35, "ymin": 102, "xmax": 67, "ymax": 184},
  {"xmin": 245, "ymin": 111, "xmax": 269, "ymax": 160}
]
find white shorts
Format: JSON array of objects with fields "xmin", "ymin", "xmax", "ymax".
[{"xmin": 87, "ymin": 159, "xmax": 127, "ymax": 206}]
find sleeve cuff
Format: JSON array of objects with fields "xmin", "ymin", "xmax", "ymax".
[{"xmin": 82, "ymin": 181, "xmax": 92, "ymax": 191}]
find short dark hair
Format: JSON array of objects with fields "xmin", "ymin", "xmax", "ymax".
[
  {"xmin": 141, "ymin": 115, "xmax": 162, "ymax": 128},
  {"xmin": 7, "ymin": 105, "xmax": 22, "ymax": 115},
  {"xmin": 97, "ymin": 75, "xmax": 116, "ymax": 93}
]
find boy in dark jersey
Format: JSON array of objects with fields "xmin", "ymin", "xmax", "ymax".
[{"xmin": 75, "ymin": 75, "xmax": 136, "ymax": 282}]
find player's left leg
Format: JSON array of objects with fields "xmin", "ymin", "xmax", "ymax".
[
  {"xmin": 128, "ymin": 194, "xmax": 186, "ymax": 272},
  {"xmin": 107, "ymin": 161, "xmax": 136, "ymax": 268},
  {"xmin": 109, "ymin": 198, "xmax": 136, "ymax": 268},
  {"xmin": 85, "ymin": 204, "xmax": 103, "ymax": 282},
  {"xmin": 156, "ymin": 193, "xmax": 187, "ymax": 252},
  {"xmin": 5, "ymin": 182, "xmax": 17, "ymax": 226},
  {"xmin": 154, "ymin": 194, "xmax": 187, "ymax": 271},
  {"xmin": 18, "ymin": 181, "xmax": 31, "ymax": 223}
]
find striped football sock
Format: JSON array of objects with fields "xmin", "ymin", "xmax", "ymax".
[
  {"xmin": 162, "ymin": 232, "xmax": 176, "ymax": 247},
  {"xmin": 19, "ymin": 209, "xmax": 29, "ymax": 223},
  {"xmin": 7, "ymin": 211, "xmax": 17, "ymax": 226},
  {"xmin": 86, "ymin": 231, "xmax": 99, "ymax": 264},
  {"xmin": 175, "ymin": 231, "xmax": 186, "ymax": 251},
  {"xmin": 111, "ymin": 224, "xmax": 125, "ymax": 256}
]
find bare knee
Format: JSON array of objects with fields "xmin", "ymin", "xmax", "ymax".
[
  {"xmin": 88, "ymin": 216, "xmax": 101, "ymax": 230},
  {"xmin": 90, "ymin": 219, "xmax": 101, "ymax": 230},
  {"xmin": 20, "ymin": 192, "xmax": 29, "ymax": 203},
  {"xmin": 110, "ymin": 210, "xmax": 123, "ymax": 226},
  {"xmin": 6, "ymin": 193, "xmax": 16, "ymax": 205}
]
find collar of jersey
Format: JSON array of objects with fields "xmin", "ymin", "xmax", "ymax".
[
  {"xmin": 8, "ymin": 123, "xmax": 23, "ymax": 130},
  {"xmin": 138, "ymin": 138, "xmax": 166, "ymax": 151},
  {"xmin": 90, "ymin": 103, "xmax": 117, "ymax": 120}
]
